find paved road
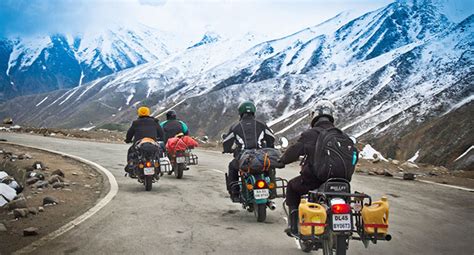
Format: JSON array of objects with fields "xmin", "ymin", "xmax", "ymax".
[{"xmin": 2, "ymin": 133, "xmax": 473, "ymax": 255}]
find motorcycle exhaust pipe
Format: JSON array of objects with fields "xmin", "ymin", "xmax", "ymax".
[
  {"xmin": 267, "ymin": 201, "xmax": 276, "ymax": 210},
  {"xmin": 385, "ymin": 234, "xmax": 392, "ymax": 241}
]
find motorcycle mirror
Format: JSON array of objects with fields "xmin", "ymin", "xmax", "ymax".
[
  {"xmin": 279, "ymin": 137, "xmax": 289, "ymax": 149},
  {"xmin": 350, "ymin": 136, "xmax": 357, "ymax": 144}
]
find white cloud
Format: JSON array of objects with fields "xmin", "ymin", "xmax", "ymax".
[{"xmin": 0, "ymin": 0, "xmax": 393, "ymax": 44}]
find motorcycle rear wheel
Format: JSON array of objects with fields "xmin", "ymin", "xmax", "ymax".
[
  {"xmin": 335, "ymin": 235, "xmax": 347, "ymax": 255},
  {"xmin": 322, "ymin": 235, "xmax": 334, "ymax": 255},
  {"xmin": 144, "ymin": 175, "xmax": 153, "ymax": 191},
  {"xmin": 175, "ymin": 163, "xmax": 184, "ymax": 179},
  {"xmin": 255, "ymin": 203, "xmax": 266, "ymax": 222}
]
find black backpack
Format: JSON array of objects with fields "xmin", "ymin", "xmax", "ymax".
[{"xmin": 312, "ymin": 127, "xmax": 358, "ymax": 181}]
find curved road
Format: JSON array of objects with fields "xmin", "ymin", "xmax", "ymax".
[{"xmin": 2, "ymin": 133, "xmax": 473, "ymax": 255}]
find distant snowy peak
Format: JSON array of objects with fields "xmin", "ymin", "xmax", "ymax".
[
  {"xmin": 187, "ymin": 32, "xmax": 221, "ymax": 49},
  {"xmin": 76, "ymin": 26, "xmax": 170, "ymax": 73},
  {"xmin": 399, "ymin": 0, "xmax": 474, "ymax": 22},
  {"xmin": 0, "ymin": 24, "xmax": 174, "ymax": 100}
]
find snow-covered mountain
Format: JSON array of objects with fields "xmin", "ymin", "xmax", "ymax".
[
  {"xmin": 0, "ymin": 24, "xmax": 173, "ymax": 100},
  {"xmin": 0, "ymin": 0, "xmax": 472, "ymax": 168}
]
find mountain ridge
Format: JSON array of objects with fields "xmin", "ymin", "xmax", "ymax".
[{"xmin": 0, "ymin": 1, "xmax": 472, "ymax": 169}]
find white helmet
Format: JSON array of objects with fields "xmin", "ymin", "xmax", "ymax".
[{"xmin": 309, "ymin": 99, "xmax": 335, "ymax": 125}]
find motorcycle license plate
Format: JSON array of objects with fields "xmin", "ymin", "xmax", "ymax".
[
  {"xmin": 332, "ymin": 214, "xmax": 352, "ymax": 231},
  {"xmin": 176, "ymin": 157, "xmax": 186, "ymax": 163},
  {"xmin": 253, "ymin": 189, "xmax": 269, "ymax": 199},
  {"xmin": 143, "ymin": 167, "xmax": 155, "ymax": 175}
]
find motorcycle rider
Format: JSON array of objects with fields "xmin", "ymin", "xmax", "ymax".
[
  {"xmin": 124, "ymin": 106, "xmax": 165, "ymax": 174},
  {"xmin": 160, "ymin": 110, "xmax": 189, "ymax": 143},
  {"xmin": 222, "ymin": 101, "xmax": 276, "ymax": 202},
  {"xmin": 279, "ymin": 100, "xmax": 344, "ymax": 236}
]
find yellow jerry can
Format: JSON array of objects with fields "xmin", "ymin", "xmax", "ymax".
[
  {"xmin": 299, "ymin": 199, "xmax": 327, "ymax": 236},
  {"xmin": 361, "ymin": 196, "xmax": 389, "ymax": 234}
]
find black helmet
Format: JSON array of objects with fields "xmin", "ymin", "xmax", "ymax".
[
  {"xmin": 166, "ymin": 110, "xmax": 177, "ymax": 120},
  {"xmin": 309, "ymin": 99, "xmax": 335, "ymax": 126},
  {"xmin": 238, "ymin": 101, "xmax": 256, "ymax": 116}
]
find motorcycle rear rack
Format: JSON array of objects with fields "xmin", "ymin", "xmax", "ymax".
[
  {"xmin": 309, "ymin": 191, "xmax": 373, "ymax": 205},
  {"xmin": 292, "ymin": 191, "xmax": 391, "ymax": 247},
  {"xmin": 274, "ymin": 177, "xmax": 288, "ymax": 198},
  {"xmin": 186, "ymin": 153, "xmax": 198, "ymax": 165},
  {"xmin": 160, "ymin": 161, "xmax": 173, "ymax": 173}
]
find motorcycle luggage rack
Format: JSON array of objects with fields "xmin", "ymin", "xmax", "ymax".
[
  {"xmin": 309, "ymin": 191, "xmax": 372, "ymax": 205},
  {"xmin": 186, "ymin": 153, "xmax": 199, "ymax": 165},
  {"xmin": 159, "ymin": 158, "xmax": 172, "ymax": 173},
  {"xmin": 274, "ymin": 177, "xmax": 288, "ymax": 198}
]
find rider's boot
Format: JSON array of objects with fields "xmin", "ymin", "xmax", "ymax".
[
  {"xmin": 125, "ymin": 161, "xmax": 136, "ymax": 178},
  {"xmin": 230, "ymin": 189, "xmax": 241, "ymax": 203},
  {"xmin": 285, "ymin": 206, "xmax": 299, "ymax": 237}
]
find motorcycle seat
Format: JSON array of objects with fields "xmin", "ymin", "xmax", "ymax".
[{"xmin": 318, "ymin": 178, "xmax": 351, "ymax": 193}]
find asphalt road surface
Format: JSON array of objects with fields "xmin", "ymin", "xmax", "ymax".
[{"xmin": 2, "ymin": 133, "xmax": 473, "ymax": 255}]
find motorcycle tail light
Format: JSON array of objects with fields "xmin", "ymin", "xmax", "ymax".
[
  {"xmin": 331, "ymin": 204, "xmax": 351, "ymax": 214},
  {"xmin": 256, "ymin": 180, "xmax": 266, "ymax": 189},
  {"xmin": 146, "ymin": 162, "xmax": 152, "ymax": 167}
]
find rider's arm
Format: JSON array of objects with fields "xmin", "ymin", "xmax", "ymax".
[
  {"xmin": 159, "ymin": 120, "xmax": 167, "ymax": 128},
  {"xmin": 156, "ymin": 123, "xmax": 165, "ymax": 141},
  {"xmin": 180, "ymin": 121, "xmax": 189, "ymax": 135},
  {"xmin": 263, "ymin": 124, "xmax": 276, "ymax": 148},
  {"xmin": 279, "ymin": 133, "xmax": 306, "ymax": 164},
  {"xmin": 125, "ymin": 122, "xmax": 135, "ymax": 143},
  {"xmin": 222, "ymin": 127, "xmax": 235, "ymax": 153}
]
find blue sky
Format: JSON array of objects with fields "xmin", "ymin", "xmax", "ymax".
[{"xmin": 1, "ymin": 0, "xmax": 471, "ymax": 42}]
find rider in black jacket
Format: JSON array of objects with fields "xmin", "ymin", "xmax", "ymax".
[
  {"xmin": 125, "ymin": 107, "xmax": 164, "ymax": 174},
  {"xmin": 279, "ymin": 100, "xmax": 337, "ymax": 236},
  {"xmin": 222, "ymin": 101, "xmax": 276, "ymax": 202},
  {"xmin": 160, "ymin": 110, "xmax": 189, "ymax": 144}
]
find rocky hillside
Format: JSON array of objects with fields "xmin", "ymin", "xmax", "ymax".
[{"xmin": 0, "ymin": 0, "xmax": 472, "ymax": 169}]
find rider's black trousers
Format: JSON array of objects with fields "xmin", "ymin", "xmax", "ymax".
[
  {"xmin": 227, "ymin": 158, "xmax": 240, "ymax": 194},
  {"xmin": 286, "ymin": 175, "xmax": 324, "ymax": 207}
]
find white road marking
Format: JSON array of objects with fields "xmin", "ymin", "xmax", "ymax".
[
  {"xmin": 195, "ymin": 149, "xmax": 224, "ymax": 155},
  {"xmin": 4, "ymin": 142, "xmax": 119, "ymax": 255},
  {"xmin": 208, "ymin": 168, "xmax": 225, "ymax": 174},
  {"xmin": 386, "ymin": 175, "xmax": 473, "ymax": 192},
  {"xmin": 418, "ymin": 180, "xmax": 474, "ymax": 192}
]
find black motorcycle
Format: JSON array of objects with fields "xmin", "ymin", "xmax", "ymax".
[
  {"xmin": 129, "ymin": 139, "xmax": 162, "ymax": 191},
  {"xmin": 287, "ymin": 178, "xmax": 391, "ymax": 254}
]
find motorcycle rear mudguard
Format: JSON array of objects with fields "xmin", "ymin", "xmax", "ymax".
[{"xmin": 244, "ymin": 174, "xmax": 270, "ymax": 205}]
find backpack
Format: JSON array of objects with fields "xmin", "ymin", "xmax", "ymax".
[{"xmin": 312, "ymin": 127, "xmax": 358, "ymax": 181}]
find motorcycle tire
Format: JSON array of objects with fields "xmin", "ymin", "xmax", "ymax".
[
  {"xmin": 175, "ymin": 163, "xmax": 184, "ymax": 179},
  {"xmin": 299, "ymin": 240, "xmax": 312, "ymax": 253},
  {"xmin": 144, "ymin": 175, "xmax": 153, "ymax": 191},
  {"xmin": 256, "ymin": 203, "xmax": 266, "ymax": 222},
  {"xmin": 335, "ymin": 235, "xmax": 347, "ymax": 255},
  {"xmin": 322, "ymin": 236, "xmax": 334, "ymax": 255}
]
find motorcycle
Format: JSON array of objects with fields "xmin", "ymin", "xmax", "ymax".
[
  {"xmin": 128, "ymin": 138, "xmax": 162, "ymax": 191},
  {"xmin": 223, "ymin": 135, "xmax": 288, "ymax": 222},
  {"xmin": 168, "ymin": 149, "xmax": 187, "ymax": 179},
  {"xmin": 228, "ymin": 167, "xmax": 287, "ymax": 222},
  {"xmin": 163, "ymin": 135, "xmax": 199, "ymax": 179},
  {"xmin": 286, "ymin": 178, "xmax": 391, "ymax": 254}
]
